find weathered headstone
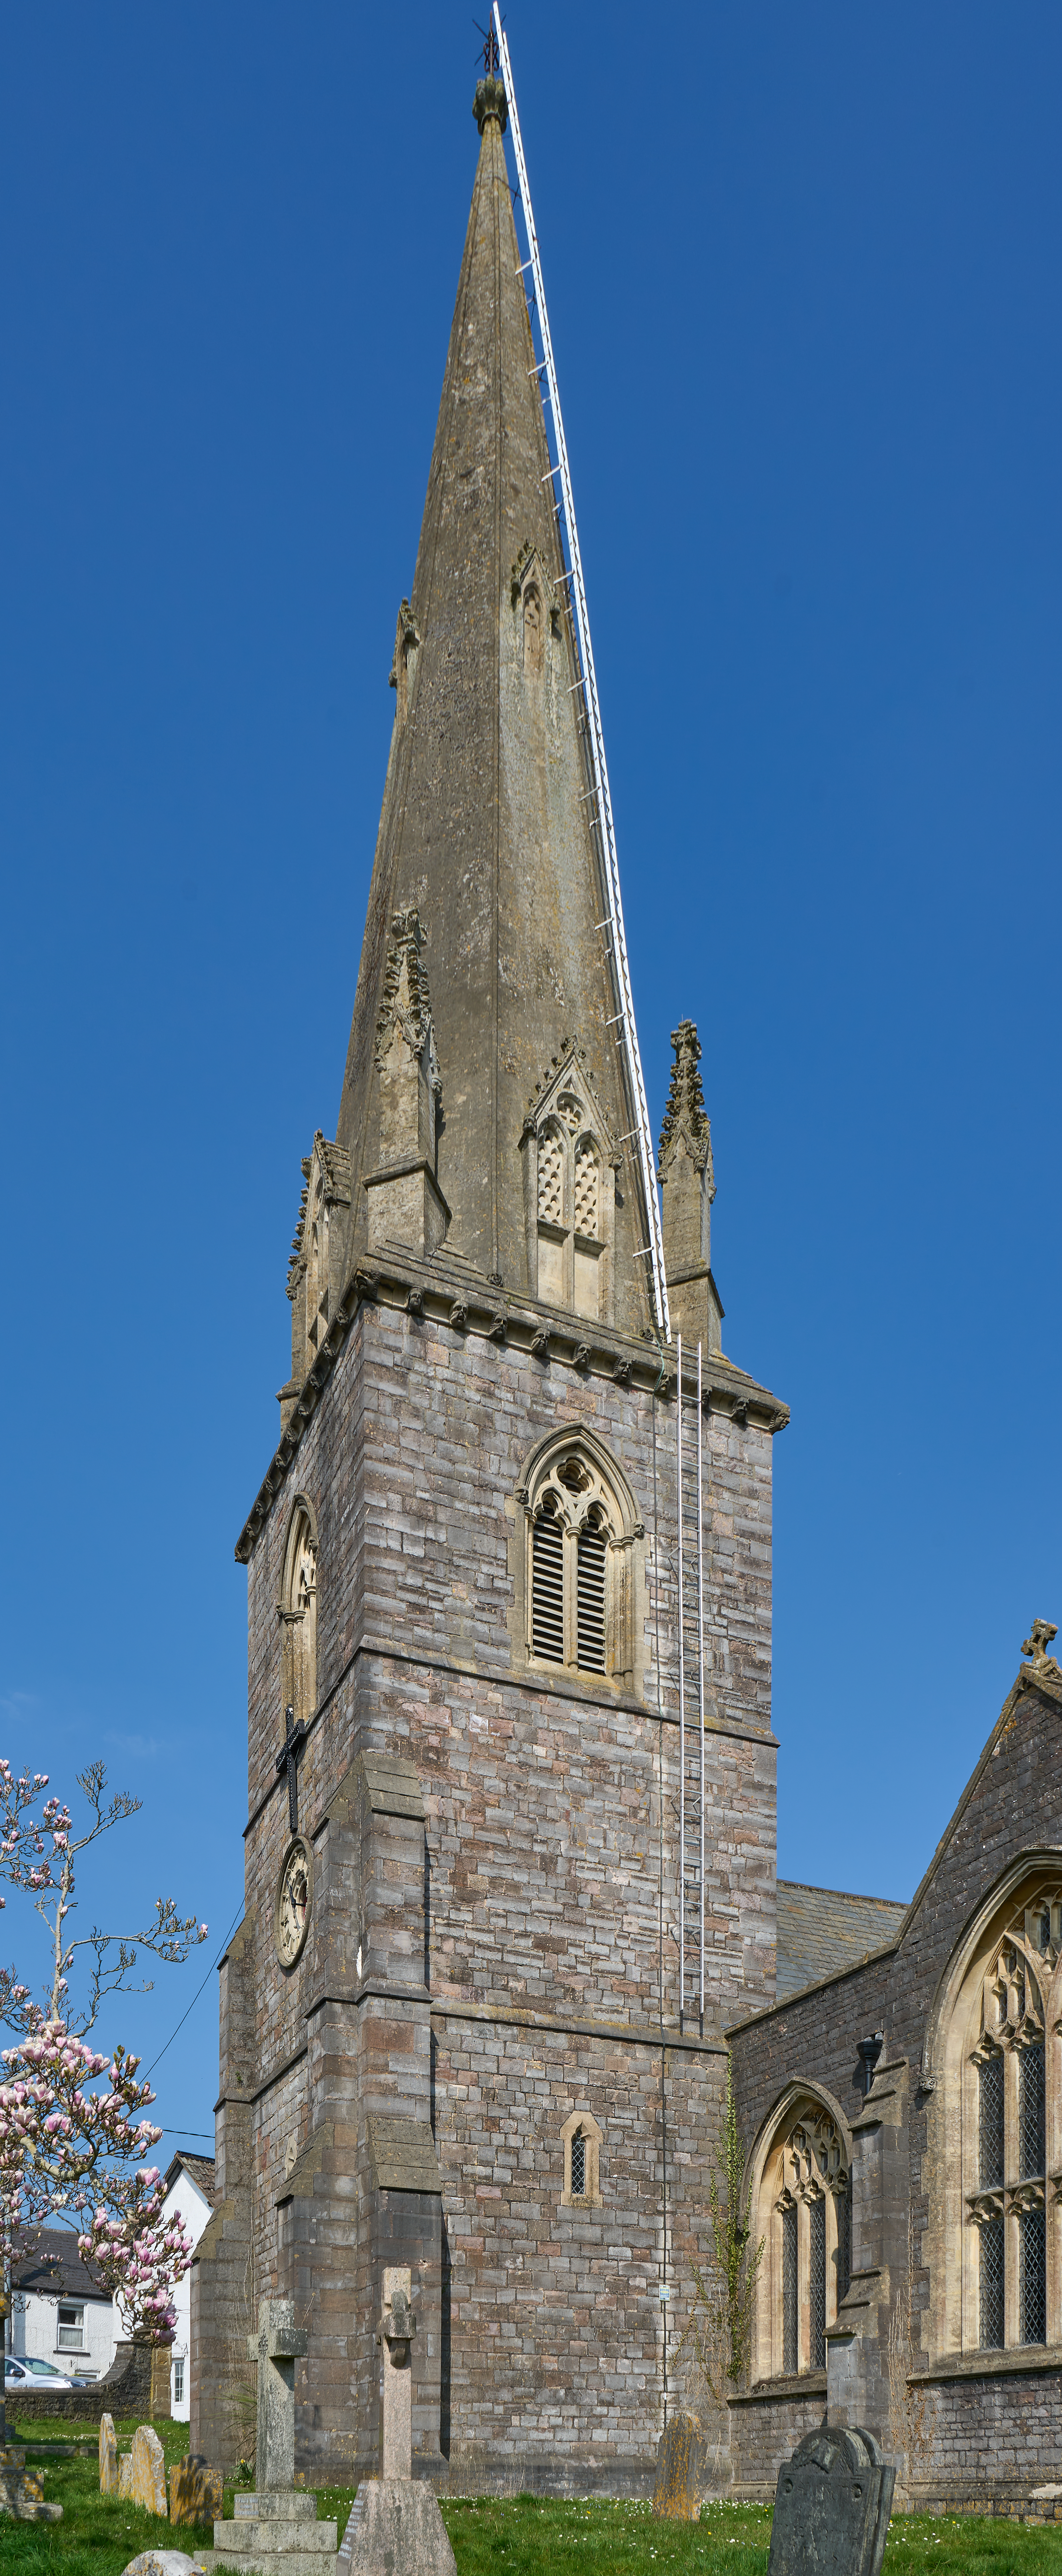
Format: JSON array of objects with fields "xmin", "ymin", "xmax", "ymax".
[
  {"xmin": 100, "ymin": 2412, "xmax": 119, "ymax": 2495},
  {"xmin": 0, "ymin": 2445, "xmax": 64, "ymax": 2523},
  {"xmin": 652, "ymin": 2411, "xmax": 707, "ymax": 2519},
  {"xmin": 767, "ymin": 2427, "xmax": 895, "ymax": 2576},
  {"xmin": 169, "ymin": 2455, "xmax": 223, "ymax": 2527},
  {"xmin": 206, "ymin": 2297, "xmax": 337, "ymax": 2576},
  {"xmin": 119, "ymin": 2454, "xmax": 134, "ymax": 2498},
  {"xmin": 377, "ymin": 2267, "xmax": 416, "ymax": 2480},
  {"xmin": 128, "ymin": 2424, "xmax": 168, "ymax": 2518}
]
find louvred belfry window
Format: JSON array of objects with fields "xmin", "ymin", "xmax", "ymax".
[
  {"xmin": 531, "ymin": 1501, "xmax": 564, "ymax": 1663},
  {"xmin": 520, "ymin": 1430, "xmax": 642, "ymax": 1688},
  {"xmin": 576, "ymin": 1516, "xmax": 607, "ymax": 1673}
]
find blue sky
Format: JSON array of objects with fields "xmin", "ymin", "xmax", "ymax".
[{"xmin": 1, "ymin": 2, "xmax": 1059, "ymax": 2148}]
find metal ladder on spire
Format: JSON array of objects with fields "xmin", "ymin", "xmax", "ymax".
[
  {"xmin": 675, "ymin": 1335, "xmax": 709, "ymax": 2031},
  {"xmin": 494, "ymin": 7, "xmax": 671, "ymax": 1342}
]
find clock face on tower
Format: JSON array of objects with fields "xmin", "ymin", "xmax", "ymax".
[{"xmin": 275, "ymin": 1838, "xmax": 312, "ymax": 1968}]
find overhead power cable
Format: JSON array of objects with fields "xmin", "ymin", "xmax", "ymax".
[{"xmin": 143, "ymin": 1901, "xmax": 244, "ymax": 2080}]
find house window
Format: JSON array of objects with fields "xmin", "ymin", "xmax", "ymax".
[
  {"xmin": 964, "ymin": 1902, "xmax": 1057, "ymax": 2353},
  {"xmin": 750, "ymin": 2098, "xmax": 851, "ymax": 2382},
  {"xmin": 173, "ymin": 2355, "xmax": 185, "ymax": 2405},
  {"xmin": 56, "ymin": 2303, "xmax": 84, "ymax": 2351},
  {"xmin": 521, "ymin": 1434, "xmax": 642, "ymax": 1686},
  {"xmin": 561, "ymin": 2109, "xmax": 603, "ymax": 2207}
]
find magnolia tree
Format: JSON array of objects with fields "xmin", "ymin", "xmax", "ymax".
[{"xmin": 0, "ymin": 1759, "xmax": 208, "ymax": 2365}]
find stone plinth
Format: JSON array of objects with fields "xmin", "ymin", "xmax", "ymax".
[
  {"xmin": 337, "ymin": 2480, "xmax": 456, "ymax": 2576},
  {"xmin": 205, "ymin": 2487, "xmax": 337, "ymax": 2576}
]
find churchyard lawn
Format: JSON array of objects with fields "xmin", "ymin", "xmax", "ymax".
[{"xmin": 5, "ymin": 2422, "xmax": 1061, "ymax": 2576}]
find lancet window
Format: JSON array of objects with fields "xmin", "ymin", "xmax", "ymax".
[
  {"xmin": 560, "ymin": 2108, "xmax": 602, "ymax": 2207},
  {"xmin": 279, "ymin": 1497, "xmax": 318, "ymax": 1731},
  {"xmin": 750, "ymin": 2095, "xmax": 852, "ymax": 2382},
  {"xmin": 520, "ymin": 1433, "xmax": 641, "ymax": 1686}
]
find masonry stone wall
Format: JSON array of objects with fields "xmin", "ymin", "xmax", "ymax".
[
  {"xmin": 196, "ymin": 1286, "xmax": 780, "ymax": 2480},
  {"xmin": 728, "ymin": 1662, "xmax": 1062, "ymax": 2511}
]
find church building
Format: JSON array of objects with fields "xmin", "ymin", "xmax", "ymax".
[{"xmin": 191, "ymin": 58, "xmax": 1062, "ymax": 2517}]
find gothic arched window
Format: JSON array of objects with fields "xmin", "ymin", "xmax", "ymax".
[
  {"xmin": 560, "ymin": 2108, "xmax": 602, "ymax": 2207},
  {"xmin": 279, "ymin": 1496, "xmax": 318, "ymax": 1731},
  {"xmin": 925, "ymin": 1863, "xmax": 1062, "ymax": 2360},
  {"xmin": 522, "ymin": 1046, "xmax": 619, "ymax": 1325},
  {"xmin": 519, "ymin": 1432, "xmax": 641, "ymax": 1686},
  {"xmin": 748, "ymin": 2091, "xmax": 852, "ymax": 2383}
]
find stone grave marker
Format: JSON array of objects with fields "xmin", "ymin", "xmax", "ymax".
[
  {"xmin": 767, "ymin": 2427, "xmax": 895, "ymax": 2576},
  {"xmin": 0, "ymin": 2445, "xmax": 64, "ymax": 2523},
  {"xmin": 169, "ymin": 2455, "xmax": 223, "ymax": 2527},
  {"xmin": 128, "ymin": 2424, "xmax": 168, "ymax": 2518},
  {"xmin": 652, "ymin": 2412, "xmax": 707, "ymax": 2519},
  {"xmin": 100, "ymin": 2412, "xmax": 119, "ymax": 2495},
  {"xmin": 336, "ymin": 2270, "xmax": 456, "ymax": 2576},
  {"xmin": 206, "ymin": 2295, "xmax": 337, "ymax": 2576}
]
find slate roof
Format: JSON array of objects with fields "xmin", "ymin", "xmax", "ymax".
[
  {"xmin": 163, "ymin": 2150, "xmax": 217, "ymax": 2204},
  {"xmin": 12, "ymin": 2227, "xmax": 109, "ymax": 2303},
  {"xmin": 776, "ymin": 1880, "xmax": 908, "ymax": 2002}
]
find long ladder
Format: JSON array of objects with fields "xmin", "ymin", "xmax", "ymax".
[
  {"xmin": 493, "ymin": 8, "xmax": 670, "ymax": 1342},
  {"xmin": 676, "ymin": 1335, "xmax": 709, "ymax": 2030}
]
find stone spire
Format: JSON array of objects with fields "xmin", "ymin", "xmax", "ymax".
[{"xmin": 332, "ymin": 75, "xmax": 655, "ymax": 1339}]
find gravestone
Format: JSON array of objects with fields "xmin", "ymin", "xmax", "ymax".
[
  {"xmin": 767, "ymin": 2427, "xmax": 895, "ymax": 2576},
  {"xmin": 207, "ymin": 2296, "xmax": 337, "ymax": 2576},
  {"xmin": 0, "ymin": 2446, "xmax": 63, "ymax": 2522},
  {"xmin": 100, "ymin": 2412, "xmax": 119, "ymax": 2495},
  {"xmin": 652, "ymin": 2412, "xmax": 707, "ymax": 2519},
  {"xmin": 169, "ymin": 2456, "xmax": 223, "ymax": 2526},
  {"xmin": 336, "ymin": 2270, "xmax": 455, "ymax": 2576},
  {"xmin": 122, "ymin": 2553, "xmax": 210, "ymax": 2576},
  {"xmin": 128, "ymin": 2424, "xmax": 168, "ymax": 2517}
]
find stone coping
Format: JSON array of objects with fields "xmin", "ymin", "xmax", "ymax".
[
  {"xmin": 909, "ymin": 2341, "xmax": 1062, "ymax": 2385},
  {"xmin": 727, "ymin": 2371, "xmax": 827, "ymax": 2408}
]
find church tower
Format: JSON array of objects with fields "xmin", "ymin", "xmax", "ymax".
[{"xmin": 192, "ymin": 56, "xmax": 787, "ymax": 2493}]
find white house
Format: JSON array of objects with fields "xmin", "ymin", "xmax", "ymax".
[
  {"xmin": 10, "ymin": 2230, "xmax": 118, "ymax": 2382},
  {"xmin": 161, "ymin": 2152, "xmax": 216, "ymax": 2418}
]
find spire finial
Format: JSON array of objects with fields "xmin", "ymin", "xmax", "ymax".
[{"xmin": 473, "ymin": 16, "xmax": 508, "ymax": 132}]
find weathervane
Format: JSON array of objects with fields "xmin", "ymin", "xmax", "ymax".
[{"xmin": 473, "ymin": 16, "xmax": 502, "ymax": 79}]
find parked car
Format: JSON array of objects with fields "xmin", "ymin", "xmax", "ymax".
[{"xmin": 1, "ymin": 2356, "xmax": 89, "ymax": 2390}]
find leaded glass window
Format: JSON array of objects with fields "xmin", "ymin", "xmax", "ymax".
[
  {"xmin": 979, "ymin": 2217, "xmax": 1004, "ymax": 2350},
  {"xmin": 836, "ymin": 2176, "xmax": 851, "ymax": 2305},
  {"xmin": 810, "ymin": 2197, "xmax": 826, "ymax": 2370},
  {"xmin": 1019, "ymin": 2043, "xmax": 1045, "ymax": 2181},
  {"xmin": 978, "ymin": 2053, "xmax": 1004, "ymax": 2189},
  {"xmin": 1020, "ymin": 2207, "xmax": 1046, "ymax": 2346},
  {"xmin": 782, "ymin": 2202, "xmax": 797, "ymax": 2376}
]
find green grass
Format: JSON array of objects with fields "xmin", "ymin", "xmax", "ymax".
[{"xmin": 5, "ymin": 2433, "xmax": 1062, "ymax": 2576}]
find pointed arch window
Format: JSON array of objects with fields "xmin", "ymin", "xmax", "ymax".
[
  {"xmin": 748, "ymin": 2094, "xmax": 852, "ymax": 2383},
  {"xmin": 279, "ymin": 1497, "xmax": 318, "ymax": 1731},
  {"xmin": 961, "ymin": 1894, "xmax": 1060, "ymax": 2352},
  {"xmin": 522, "ymin": 1049, "xmax": 618, "ymax": 1326},
  {"xmin": 520, "ymin": 1435, "xmax": 641, "ymax": 1686}
]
